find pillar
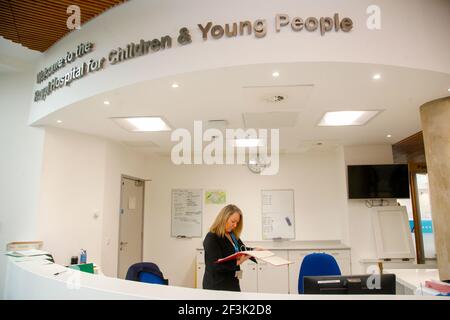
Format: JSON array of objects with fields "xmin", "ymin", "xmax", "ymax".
[{"xmin": 420, "ymin": 96, "xmax": 450, "ymax": 281}]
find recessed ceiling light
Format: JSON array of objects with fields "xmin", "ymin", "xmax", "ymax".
[
  {"xmin": 111, "ymin": 117, "xmax": 171, "ymax": 132},
  {"xmin": 447, "ymin": 88, "xmax": 450, "ymax": 92},
  {"xmin": 272, "ymin": 71, "xmax": 280, "ymax": 77},
  {"xmin": 372, "ymin": 74, "xmax": 381, "ymax": 80},
  {"xmin": 172, "ymin": 83, "xmax": 179, "ymax": 88},
  {"xmin": 103, "ymin": 100, "xmax": 110, "ymax": 105},
  {"xmin": 234, "ymin": 138, "xmax": 264, "ymax": 147},
  {"xmin": 56, "ymin": 120, "xmax": 62, "ymax": 123},
  {"xmin": 318, "ymin": 110, "xmax": 380, "ymax": 126},
  {"xmin": 387, "ymin": 134, "xmax": 392, "ymax": 138}
]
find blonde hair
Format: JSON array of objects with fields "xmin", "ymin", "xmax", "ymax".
[{"xmin": 209, "ymin": 204, "xmax": 243, "ymax": 238}]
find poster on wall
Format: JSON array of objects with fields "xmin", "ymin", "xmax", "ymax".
[
  {"xmin": 171, "ymin": 189, "xmax": 203, "ymax": 238},
  {"xmin": 205, "ymin": 190, "xmax": 226, "ymax": 205},
  {"xmin": 261, "ymin": 189, "xmax": 295, "ymax": 240}
]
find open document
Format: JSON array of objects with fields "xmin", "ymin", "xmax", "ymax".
[{"xmin": 215, "ymin": 250, "xmax": 293, "ymax": 266}]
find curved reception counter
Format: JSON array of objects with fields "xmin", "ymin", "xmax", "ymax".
[{"xmin": 4, "ymin": 257, "xmax": 447, "ymax": 300}]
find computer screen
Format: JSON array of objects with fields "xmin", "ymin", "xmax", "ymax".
[{"xmin": 303, "ymin": 274, "xmax": 396, "ymax": 294}]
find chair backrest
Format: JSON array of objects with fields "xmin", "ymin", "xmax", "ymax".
[
  {"xmin": 138, "ymin": 272, "xmax": 168, "ymax": 285},
  {"xmin": 125, "ymin": 262, "xmax": 168, "ymax": 285},
  {"xmin": 298, "ymin": 253, "xmax": 341, "ymax": 294}
]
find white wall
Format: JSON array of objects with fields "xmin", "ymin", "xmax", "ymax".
[
  {"xmin": 37, "ymin": 127, "xmax": 106, "ymax": 266},
  {"xmin": 344, "ymin": 144, "xmax": 395, "ymax": 274},
  {"xmin": 36, "ymin": 127, "xmax": 149, "ymax": 275},
  {"xmin": 0, "ymin": 71, "xmax": 45, "ymax": 296},
  {"xmin": 101, "ymin": 140, "xmax": 151, "ymax": 277},
  {"xmin": 29, "ymin": 0, "xmax": 450, "ymax": 123},
  {"xmin": 143, "ymin": 148, "xmax": 349, "ymax": 287}
]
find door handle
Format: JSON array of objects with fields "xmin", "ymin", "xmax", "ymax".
[{"xmin": 119, "ymin": 241, "xmax": 128, "ymax": 251}]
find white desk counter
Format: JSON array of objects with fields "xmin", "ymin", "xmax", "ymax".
[
  {"xmin": 384, "ymin": 269, "xmax": 444, "ymax": 295},
  {"xmin": 4, "ymin": 257, "xmax": 447, "ymax": 300},
  {"xmin": 197, "ymin": 240, "xmax": 351, "ymax": 251}
]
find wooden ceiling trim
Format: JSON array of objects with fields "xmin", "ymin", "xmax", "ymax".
[
  {"xmin": 0, "ymin": 0, "xmax": 128, "ymax": 52},
  {"xmin": 10, "ymin": 1, "xmax": 106, "ymax": 16}
]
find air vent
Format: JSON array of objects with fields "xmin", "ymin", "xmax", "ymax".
[
  {"xmin": 266, "ymin": 95, "xmax": 285, "ymax": 103},
  {"xmin": 206, "ymin": 120, "xmax": 228, "ymax": 130},
  {"xmin": 241, "ymin": 84, "xmax": 314, "ymax": 109}
]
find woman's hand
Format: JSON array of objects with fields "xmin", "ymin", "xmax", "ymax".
[{"xmin": 236, "ymin": 254, "xmax": 250, "ymax": 265}]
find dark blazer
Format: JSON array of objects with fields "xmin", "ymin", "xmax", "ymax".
[{"xmin": 202, "ymin": 231, "xmax": 256, "ymax": 291}]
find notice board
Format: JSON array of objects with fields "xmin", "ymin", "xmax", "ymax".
[
  {"xmin": 261, "ymin": 189, "xmax": 295, "ymax": 240},
  {"xmin": 171, "ymin": 189, "xmax": 202, "ymax": 238}
]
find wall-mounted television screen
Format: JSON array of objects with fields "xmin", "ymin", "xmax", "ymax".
[{"xmin": 347, "ymin": 164, "xmax": 410, "ymax": 199}]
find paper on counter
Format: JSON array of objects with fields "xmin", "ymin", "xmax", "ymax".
[{"xmin": 6, "ymin": 249, "xmax": 50, "ymax": 257}]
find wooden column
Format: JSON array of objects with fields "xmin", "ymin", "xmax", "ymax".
[{"xmin": 420, "ymin": 96, "xmax": 450, "ymax": 281}]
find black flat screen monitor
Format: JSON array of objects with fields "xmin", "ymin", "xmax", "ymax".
[
  {"xmin": 347, "ymin": 164, "xmax": 409, "ymax": 199},
  {"xmin": 303, "ymin": 274, "xmax": 396, "ymax": 295}
]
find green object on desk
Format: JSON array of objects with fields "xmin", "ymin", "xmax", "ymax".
[{"xmin": 68, "ymin": 263, "xmax": 94, "ymax": 274}]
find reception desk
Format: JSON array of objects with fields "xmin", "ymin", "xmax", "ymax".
[
  {"xmin": 4, "ymin": 257, "xmax": 448, "ymax": 300},
  {"xmin": 384, "ymin": 269, "xmax": 442, "ymax": 295}
]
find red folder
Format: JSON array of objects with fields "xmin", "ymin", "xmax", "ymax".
[
  {"xmin": 425, "ymin": 280, "xmax": 450, "ymax": 294},
  {"xmin": 215, "ymin": 252, "xmax": 248, "ymax": 264}
]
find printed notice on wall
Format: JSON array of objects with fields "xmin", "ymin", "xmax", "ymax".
[
  {"xmin": 205, "ymin": 190, "xmax": 226, "ymax": 205},
  {"xmin": 261, "ymin": 189, "xmax": 295, "ymax": 240},
  {"xmin": 171, "ymin": 189, "xmax": 202, "ymax": 238}
]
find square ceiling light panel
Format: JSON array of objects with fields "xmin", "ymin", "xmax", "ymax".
[
  {"xmin": 318, "ymin": 110, "xmax": 381, "ymax": 126},
  {"xmin": 111, "ymin": 117, "xmax": 172, "ymax": 132},
  {"xmin": 233, "ymin": 138, "xmax": 265, "ymax": 147},
  {"xmin": 121, "ymin": 140, "xmax": 160, "ymax": 148}
]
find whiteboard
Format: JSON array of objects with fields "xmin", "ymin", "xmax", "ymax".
[
  {"xmin": 171, "ymin": 189, "xmax": 202, "ymax": 238},
  {"xmin": 261, "ymin": 189, "xmax": 295, "ymax": 240}
]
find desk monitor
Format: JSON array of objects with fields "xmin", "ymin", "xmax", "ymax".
[{"xmin": 303, "ymin": 274, "xmax": 396, "ymax": 295}]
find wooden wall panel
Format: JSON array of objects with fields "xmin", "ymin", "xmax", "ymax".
[{"xmin": 392, "ymin": 131, "xmax": 426, "ymax": 164}]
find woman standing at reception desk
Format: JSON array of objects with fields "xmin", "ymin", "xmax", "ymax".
[{"xmin": 202, "ymin": 204, "xmax": 256, "ymax": 292}]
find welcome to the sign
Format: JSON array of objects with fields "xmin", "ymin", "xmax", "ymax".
[{"xmin": 34, "ymin": 13, "xmax": 353, "ymax": 102}]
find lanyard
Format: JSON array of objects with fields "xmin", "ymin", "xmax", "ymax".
[{"xmin": 230, "ymin": 232, "xmax": 240, "ymax": 253}]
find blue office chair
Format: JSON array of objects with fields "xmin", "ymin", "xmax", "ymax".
[
  {"xmin": 125, "ymin": 262, "xmax": 169, "ymax": 285},
  {"xmin": 298, "ymin": 253, "xmax": 341, "ymax": 294}
]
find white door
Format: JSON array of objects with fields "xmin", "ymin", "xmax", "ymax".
[
  {"xmin": 118, "ymin": 177, "xmax": 144, "ymax": 279},
  {"xmin": 325, "ymin": 250, "xmax": 352, "ymax": 275},
  {"xmin": 196, "ymin": 264, "xmax": 205, "ymax": 288},
  {"xmin": 196, "ymin": 250, "xmax": 205, "ymax": 288},
  {"xmin": 240, "ymin": 260, "xmax": 258, "ymax": 292}
]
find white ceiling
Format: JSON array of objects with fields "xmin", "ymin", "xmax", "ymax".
[
  {"xmin": 0, "ymin": 37, "xmax": 42, "ymax": 73},
  {"xmin": 35, "ymin": 62, "xmax": 450, "ymax": 154}
]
